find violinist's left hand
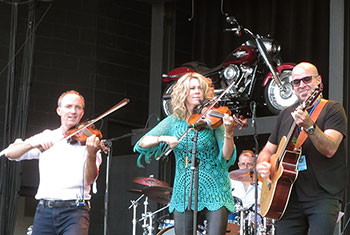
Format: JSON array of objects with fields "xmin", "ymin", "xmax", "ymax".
[
  {"xmin": 85, "ymin": 134, "xmax": 100, "ymax": 156},
  {"xmin": 223, "ymin": 113, "xmax": 235, "ymax": 135}
]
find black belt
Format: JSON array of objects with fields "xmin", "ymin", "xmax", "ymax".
[{"xmin": 39, "ymin": 199, "xmax": 89, "ymax": 208}]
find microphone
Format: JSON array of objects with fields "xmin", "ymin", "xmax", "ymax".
[
  {"xmin": 188, "ymin": 119, "xmax": 212, "ymax": 130},
  {"xmin": 251, "ymin": 101, "xmax": 256, "ymax": 128},
  {"xmin": 102, "ymin": 139, "xmax": 113, "ymax": 147}
]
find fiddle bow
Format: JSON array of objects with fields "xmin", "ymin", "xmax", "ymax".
[{"xmin": 63, "ymin": 98, "xmax": 130, "ymax": 143}]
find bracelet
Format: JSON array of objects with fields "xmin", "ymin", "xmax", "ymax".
[{"xmin": 224, "ymin": 134, "xmax": 233, "ymax": 139}]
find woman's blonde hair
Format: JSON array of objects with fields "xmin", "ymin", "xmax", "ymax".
[{"xmin": 171, "ymin": 72, "xmax": 214, "ymax": 120}]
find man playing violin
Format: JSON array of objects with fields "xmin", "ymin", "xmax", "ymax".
[
  {"xmin": 256, "ymin": 62, "xmax": 347, "ymax": 235},
  {"xmin": 4, "ymin": 90, "xmax": 102, "ymax": 235}
]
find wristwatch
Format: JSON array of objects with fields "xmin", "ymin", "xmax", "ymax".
[{"xmin": 304, "ymin": 123, "xmax": 316, "ymax": 135}]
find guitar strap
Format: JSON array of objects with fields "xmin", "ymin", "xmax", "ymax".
[{"xmin": 294, "ymin": 98, "xmax": 328, "ymax": 149}]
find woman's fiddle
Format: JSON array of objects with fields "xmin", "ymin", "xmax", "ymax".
[
  {"xmin": 156, "ymin": 105, "xmax": 247, "ymax": 160},
  {"xmin": 188, "ymin": 105, "xmax": 248, "ymax": 130}
]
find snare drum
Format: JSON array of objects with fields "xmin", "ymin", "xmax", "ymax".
[
  {"xmin": 226, "ymin": 196, "xmax": 243, "ymax": 234},
  {"xmin": 157, "ymin": 225, "xmax": 175, "ymax": 235}
]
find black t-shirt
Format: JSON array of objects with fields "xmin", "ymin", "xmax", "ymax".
[{"xmin": 268, "ymin": 100, "xmax": 347, "ymax": 202}]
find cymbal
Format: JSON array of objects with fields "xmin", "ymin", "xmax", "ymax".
[
  {"xmin": 133, "ymin": 177, "xmax": 169, "ymax": 187},
  {"xmin": 142, "ymin": 186, "xmax": 172, "ymax": 205},
  {"xmin": 229, "ymin": 169, "xmax": 255, "ymax": 182},
  {"xmin": 229, "ymin": 169, "xmax": 263, "ymax": 182}
]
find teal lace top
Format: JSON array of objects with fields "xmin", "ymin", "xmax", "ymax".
[{"xmin": 133, "ymin": 115, "xmax": 236, "ymax": 213}]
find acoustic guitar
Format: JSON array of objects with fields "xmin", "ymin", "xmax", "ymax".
[{"xmin": 260, "ymin": 84, "xmax": 323, "ymax": 220}]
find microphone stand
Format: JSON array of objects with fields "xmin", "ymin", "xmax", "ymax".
[
  {"xmin": 104, "ymin": 146, "xmax": 112, "ymax": 235},
  {"xmin": 103, "ymin": 133, "xmax": 135, "ymax": 235},
  {"xmin": 187, "ymin": 129, "xmax": 200, "ymax": 235},
  {"xmin": 251, "ymin": 101, "xmax": 259, "ymax": 235}
]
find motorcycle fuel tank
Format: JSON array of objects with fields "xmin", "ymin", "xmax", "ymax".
[{"xmin": 223, "ymin": 45, "xmax": 257, "ymax": 67}]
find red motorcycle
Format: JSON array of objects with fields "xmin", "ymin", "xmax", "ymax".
[{"xmin": 162, "ymin": 16, "xmax": 298, "ymax": 116}]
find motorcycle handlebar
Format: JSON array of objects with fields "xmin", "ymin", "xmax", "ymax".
[
  {"xmin": 225, "ymin": 26, "xmax": 254, "ymax": 38},
  {"xmin": 224, "ymin": 27, "xmax": 242, "ymax": 36},
  {"xmin": 226, "ymin": 16, "xmax": 237, "ymax": 25}
]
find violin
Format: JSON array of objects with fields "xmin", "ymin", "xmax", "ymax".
[
  {"xmin": 188, "ymin": 104, "xmax": 248, "ymax": 130},
  {"xmin": 65, "ymin": 122, "xmax": 110, "ymax": 152},
  {"xmin": 65, "ymin": 122, "xmax": 103, "ymax": 145},
  {"xmin": 156, "ymin": 103, "xmax": 248, "ymax": 161}
]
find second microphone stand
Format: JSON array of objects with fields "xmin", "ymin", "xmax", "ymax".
[
  {"xmin": 251, "ymin": 101, "xmax": 259, "ymax": 235},
  {"xmin": 104, "ymin": 133, "xmax": 134, "ymax": 235}
]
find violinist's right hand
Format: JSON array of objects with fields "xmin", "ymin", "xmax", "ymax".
[
  {"xmin": 27, "ymin": 134, "xmax": 54, "ymax": 151},
  {"xmin": 5, "ymin": 137, "xmax": 53, "ymax": 159},
  {"xmin": 157, "ymin": 135, "xmax": 178, "ymax": 149}
]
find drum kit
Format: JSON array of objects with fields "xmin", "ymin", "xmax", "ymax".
[
  {"xmin": 227, "ymin": 169, "xmax": 276, "ymax": 235},
  {"xmin": 129, "ymin": 172, "xmax": 275, "ymax": 235},
  {"xmin": 129, "ymin": 175, "xmax": 207, "ymax": 235},
  {"xmin": 128, "ymin": 175, "xmax": 175, "ymax": 235}
]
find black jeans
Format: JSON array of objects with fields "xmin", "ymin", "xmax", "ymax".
[
  {"xmin": 173, "ymin": 207, "xmax": 228, "ymax": 235},
  {"xmin": 276, "ymin": 198, "xmax": 340, "ymax": 235}
]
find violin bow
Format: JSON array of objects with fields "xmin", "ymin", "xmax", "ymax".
[{"xmin": 63, "ymin": 98, "xmax": 130, "ymax": 142}]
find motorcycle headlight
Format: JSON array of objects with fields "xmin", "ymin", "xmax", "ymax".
[
  {"xmin": 223, "ymin": 65, "xmax": 241, "ymax": 81},
  {"xmin": 262, "ymin": 39, "xmax": 281, "ymax": 55},
  {"xmin": 270, "ymin": 43, "xmax": 281, "ymax": 54}
]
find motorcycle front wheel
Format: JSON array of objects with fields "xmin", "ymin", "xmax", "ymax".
[
  {"xmin": 162, "ymin": 82, "xmax": 175, "ymax": 116},
  {"xmin": 264, "ymin": 69, "xmax": 298, "ymax": 115}
]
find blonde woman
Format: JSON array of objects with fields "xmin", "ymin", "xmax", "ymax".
[{"xmin": 134, "ymin": 72, "xmax": 240, "ymax": 235}]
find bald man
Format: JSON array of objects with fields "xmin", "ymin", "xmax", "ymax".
[{"xmin": 256, "ymin": 62, "xmax": 347, "ymax": 235}]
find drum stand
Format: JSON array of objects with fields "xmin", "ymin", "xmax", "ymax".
[
  {"xmin": 263, "ymin": 218, "xmax": 276, "ymax": 235},
  {"xmin": 129, "ymin": 193, "xmax": 170, "ymax": 235},
  {"xmin": 129, "ymin": 193, "xmax": 145, "ymax": 235},
  {"xmin": 239, "ymin": 209, "xmax": 245, "ymax": 235},
  {"xmin": 140, "ymin": 204, "xmax": 170, "ymax": 235}
]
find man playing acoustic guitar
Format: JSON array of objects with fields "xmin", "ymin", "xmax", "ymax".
[{"xmin": 256, "ymin": 62, "xmax": 347, "ymax": 235}]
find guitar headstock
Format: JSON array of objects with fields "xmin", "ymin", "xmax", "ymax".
[{"xmin": 302, "ymin": 83, "xmax": 323, "ymax": 110}]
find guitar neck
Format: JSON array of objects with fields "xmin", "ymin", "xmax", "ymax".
[
  {"xmin": 282, "ymin": 84, "xmax": 323, "ymax": 152},
  {"xmin": 285, "ymin": 121, "xmax": 298, "ymax": 150}
]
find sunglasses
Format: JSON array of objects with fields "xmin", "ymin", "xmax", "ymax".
[{"xmin": 291, "ymin": 75, "xmax": 318, "ymax": 87}]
